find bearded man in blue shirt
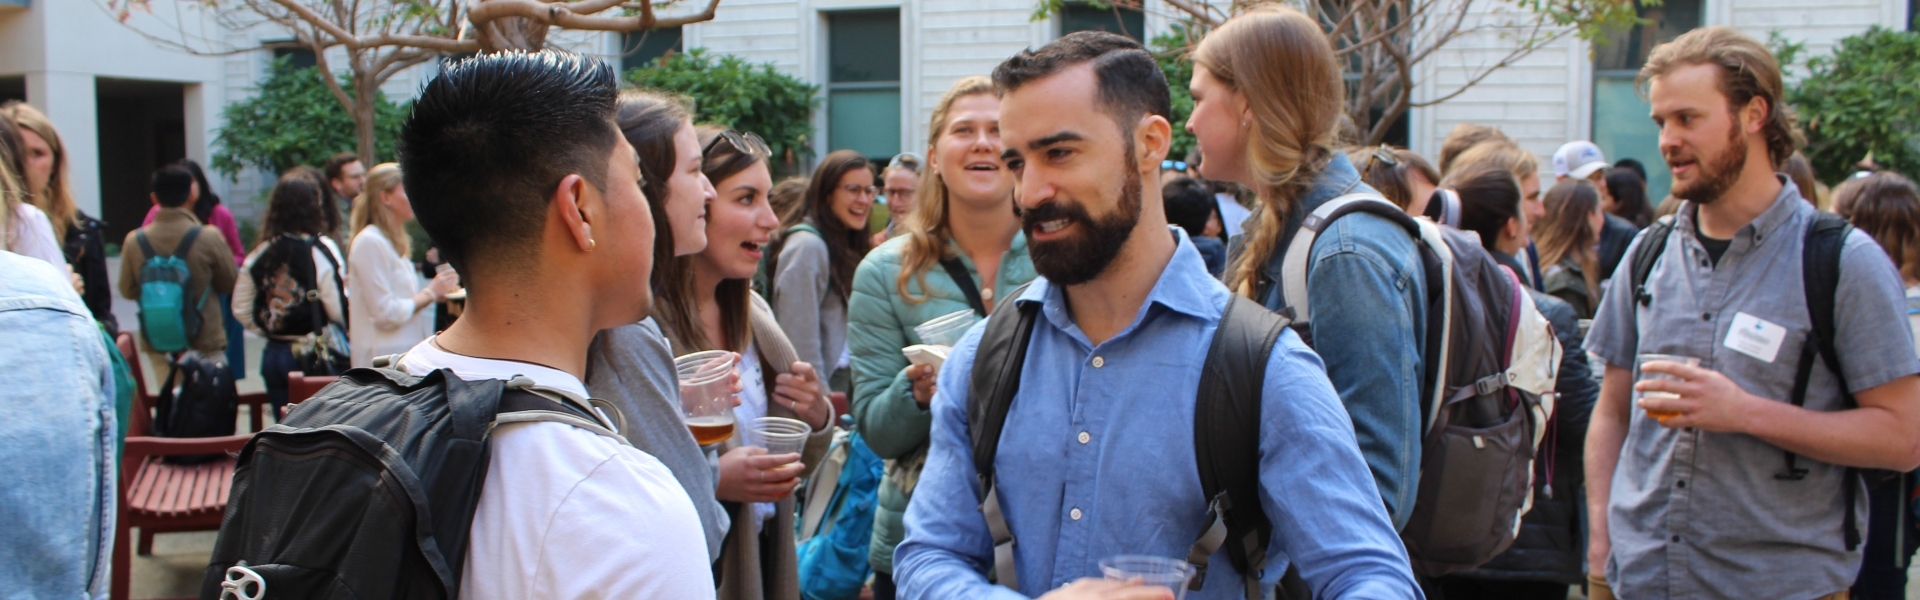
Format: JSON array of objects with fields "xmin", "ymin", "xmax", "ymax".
[{"xmin": 891, "ymin": 31, "xmax": 1421, "ymax": 600}]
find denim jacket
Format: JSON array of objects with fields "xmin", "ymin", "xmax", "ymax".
[
  {"xmin": 1254, "ymin": 152, "xmax": 1427, "ymax": 530},
  {"xmin": 0, "ymin": 251, "xmax": 117, "ymax": 599}
]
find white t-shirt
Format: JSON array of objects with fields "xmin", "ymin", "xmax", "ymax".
[
  {"xmin": 9, "ymin": 203, "xmax": 70, "ymax": 276},
  {"xmin": 1216, "ymin": 192, "xmax": 1252, "ymax": 239},
  {"xmin": 395, "ymin": 337, "xmax": 715, "ymax": 600}
]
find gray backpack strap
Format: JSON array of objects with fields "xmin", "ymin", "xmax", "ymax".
[
  {"xmin": 1278, "ymin": 193, "xmax": 1398, "ymax": 324},
  {"xmin": 492, "ymin": 375, "xmax": 630, "ymax": 445}
]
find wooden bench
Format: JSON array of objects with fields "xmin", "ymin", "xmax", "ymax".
[{"xmin": 111, "ymin": 333, "xmax": 263, "ymax": 600}]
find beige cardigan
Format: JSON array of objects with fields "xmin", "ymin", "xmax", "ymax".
[{"xmin": 714, "ymin": 294, "xmax": 834, "ymax": 600}]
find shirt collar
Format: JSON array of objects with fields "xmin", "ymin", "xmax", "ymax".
[
  {"xmin": 1015, "ymin": 227, "xmax": 1225, "ymax": 342},
  {"xmin": 153, "ymin": 207, "xmax": 201, "ymax": 226},
  {"xmin": 1260, "ymin": 153, "xmax": 1377, "ymax": 282},
  {"xmin": 1674, "ymin": 174, "xmax": 1809, "ymax": 243}
]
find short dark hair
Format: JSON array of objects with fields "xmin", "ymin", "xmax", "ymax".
[
  {"xmin": 1604, "ymin": 167, "xmax": 1653, "ymax": 228},
  {"xmin": 399, "ymin": 50, "xmax": 620, "ymax": 276},
  {"xmin": 1162, "ymin": 176, "xmax": 1217, "ymax": 238},
  {"xmin": 323, "ymin": 152, "xmax": 360, "ymax": 183},
  {"xmin": 1614, "ymin": 157, "xmax": 1648, "ymax": 183},
  {"xmin": 151, "ymin": 165, "xmax": 195, "ymax": 208},
  {"xmin": 991, "ymin": 31, "xmax": 1171, "ymax": 135}
]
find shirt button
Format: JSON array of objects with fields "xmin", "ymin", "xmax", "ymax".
[
  {"xmin": 1671, "ymin": 535, "xmax": 1681, "ymax": 543},
  {"xmin": 1676, "ymin": 480, "xmax": 1687, "ymax": 489},
  {"xmin": 1070, "ymin": 508, "xmax": 1083, "ymax": 521},
  {"xmin": 1702, "ymin": 312, "xmax": 1712, "ymax": 321},
  {"xmin": 1092, "ymin": 356, "xmax": 1105, "ymax": 368},
  {"xmin": 1077, "ymin": 431, "xmax": 1091, "ymax": 444}
]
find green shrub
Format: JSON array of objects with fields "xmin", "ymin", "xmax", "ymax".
[
  {"xmin": 212, "ymin": 57, "xmax": 408, "ymax": 180},
  {"xmin": 1780, "ymin": 28, "xmax": 1920, "ymax": 184},
  {"xmin": 625, "ymin": 49, "xmax": 818, "ymax": 174}
]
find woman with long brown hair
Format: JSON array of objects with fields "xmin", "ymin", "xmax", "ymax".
[
  {"xmin": 846, "ymin": 76, "xmax": 1035, "ymax": 599},
  {"xmin": 767, "ymin": 149, "xmax": 875, "ymax": 392},
  {"xmin": 583, "ymin": 89, "xmax": 734, "ymax": 566},
  {"xmin": 1535, "ymin": 179, "xmax": 1606, "ymax": 319},
  {"xmin": 651, "ymin": 126, "xmax": 835, "ymax": 599},
  {"xmin": 1186, "ymin": 4, "xmax": 1426, "ymax": 528}
]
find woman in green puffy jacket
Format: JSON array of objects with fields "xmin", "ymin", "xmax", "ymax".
[{"xmin": 847, "ymin": 76, "xmax": 1035, "ymax": 600}]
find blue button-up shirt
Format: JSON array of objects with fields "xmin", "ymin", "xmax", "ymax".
[{"xmin": 894, "ymin": 230, "xmax": 1421, "ymax": 599}]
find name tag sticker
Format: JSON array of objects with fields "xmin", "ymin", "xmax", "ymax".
[{"xmin": 1725, "ymin": 312, "xmax": 1788, "ymax": 363}]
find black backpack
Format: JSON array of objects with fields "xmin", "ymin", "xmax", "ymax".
[
  {"xmin": 202, "ymin": 366, "xmax": 628, "ymax": 599},
  {"xmin": 968, "ymin": 283, "xmax": 1296, "ymax": 600},
  {"xmin": 154, "ymin": 353, "xmax": 239, "ymax": 465},
  {"xmin": 249, "ymin": 235, "xmax": 345, "ymax": 338},
  {"xmin": 1627, "ymin": 210, "xmax": 1881, "ymax": 550}
]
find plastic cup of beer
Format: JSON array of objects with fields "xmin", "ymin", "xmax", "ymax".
[
  {"xmin": 913, "ymin": 309, "xmax": 978, "ymax": 348},
  {"xmin": 676, "ymin": 350, "xmax": 737, "ymax": 446},
  {"xmin": 1636, "ymin": 353, "xmax": 1701, "ymax": 422},
  {"xmin": 751, "ymin": 416, "xmax": 812, "ymax": 457},
  {"xmin": 1099, "ymin": 555, "xmax": 1195, "ymax": 600}
]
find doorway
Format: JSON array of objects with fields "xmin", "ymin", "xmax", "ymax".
[{"xmin": 95, "ymin": 78, "xmax": 187, "ymax": 244}]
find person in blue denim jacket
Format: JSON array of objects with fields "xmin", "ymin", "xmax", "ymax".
[
  {"xmin": 0, "ymin": 249, "xmax": 117, "ymax": 599},
  {"xmin": 1186, "ymin": 7, "xmax": 1426, "ymax": 529}
]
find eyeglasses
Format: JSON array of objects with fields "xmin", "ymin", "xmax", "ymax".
[
  {"xmin": 842, "ymin": 184, "xmax": 880, "ymax": 197},
  {"xmin": 1362, "ymin": 146, "xmax": 1400, "ymax": 175},
  {"xmin": 702, "ymin": 129, "xmax": 771, "ymax": 159},
  {"xmin": 889, "ymin": 152, "xmax": 924, "ymax": 173},
  {"xmin": 1161, "ymin": 159, "xmax": 1189, "ymax": 172},
  {"xmin": 884, "ymin": 187, "xmax": 915, "ymax": 199}
]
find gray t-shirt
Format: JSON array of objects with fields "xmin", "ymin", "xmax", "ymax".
[
  {"xmin": 585, "ymin": 319, "xmax": 729, "ymax": 563},
  {"xmin": 1586, "ymin": 178, "xmax": 1920, "ymax": 599}
]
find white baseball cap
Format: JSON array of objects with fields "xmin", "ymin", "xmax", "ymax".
[{"xmin": 1552, "ymin": 141, "xmax": 1609, "ymax": 179}]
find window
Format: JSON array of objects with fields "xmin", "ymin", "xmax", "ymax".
[
  {"xmin": 826, "ymin": 9, "xmax": 901, "ymax": 162},
  {"xmin": 270, "ymin": 44, "xmax": 318, "ymax": 70},
  {"xmin": 1592, "ymin": 0, "xmax": 1701, "ymax": 201},
  {"xmin": 1060, "ymin": 1, "xmax": 1144, "ymax": 41},
  {"xmin": 621, "ymin": 26, "xmax": 684, "ymax": 72}
]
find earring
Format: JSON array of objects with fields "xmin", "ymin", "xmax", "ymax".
[{"xmin": 587, "ymin": 238, "xmax": 597, "ymax": 251}]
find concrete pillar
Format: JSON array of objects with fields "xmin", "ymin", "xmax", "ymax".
[{"xmin": 24, "ymin": 70, "xmax": 99, "ymax": 217}]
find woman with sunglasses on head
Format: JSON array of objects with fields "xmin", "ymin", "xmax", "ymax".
[
  {"xmin": 766, "ymin": 149, "xmax": 875, "ymax": 399},
  {"xmin": 583, "ymin": 89, "xmax": 737, "ymax": 565},
  {"xmin": 846, "ymin": 76, "xmax": 1035, "ymax": 599},
  {"xmin": 1350, "ymin": 145, "xmax": 1441, "ymax": 216},
  {"xmin": 656, "ymin": 126, "xmax": 835, "ymax": 599}
]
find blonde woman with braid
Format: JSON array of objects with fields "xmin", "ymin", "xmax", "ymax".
[
  {"xmin": 346, "ymin": 163, "xmax": 459, "ymax": 367},
  {"xmin": 847, "ymin": 76, "xmax": 1034, "ymax": 599},
  {"xmin": 1186, "ymin": 5, "xmax": 1428, "ymax": 529}
]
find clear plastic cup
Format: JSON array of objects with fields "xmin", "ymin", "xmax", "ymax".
[
  {"xmin": 676, "ymin": 351, "xmax": 737, "ymax": 445},
  {"xmin": 1099, "ymin": 555, "xmax": 1195, "ymax": 600},
  {"xmin": 1636, "ymin": 353, "xmax": 1701, "ymax": 422},
  {"xmin": 751, "ymin": 416, "xmax": 812, "ymax": 456},
  {"xmin": 914, "ymin": 309, "xmax": 978, "ymax": 347}
]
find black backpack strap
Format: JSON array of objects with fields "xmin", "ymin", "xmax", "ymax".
[
  {"xmin": 1778, "ymin": 212, "xmax": 1862, "ymax": 549},
  {"xmin": 1189, "ymin": 295, "xmax": 1290, "ymax": 599},
  {"xmin": 967, "ymin": 280, "xmax": 1038, "ymax": 588},
  {"xmin": 174, "ymin": 225, "xmax": 203, "ymax": 260},
  {"xmin": 135, "ymin": 230, "xmax": 159, "ymax": 262},
  {"xmin": 1629, "ymin": 217, "xmax": 1675, "ymax": 309},
  {"xmin": 310, "ymin": 238, "xmax": 349, "ymax": 327},
  {"xmin": 940, "ymin": 257, "xmax": 989, "ymax": 316}
]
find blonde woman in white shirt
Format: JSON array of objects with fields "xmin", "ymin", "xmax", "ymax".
[{"xmin": 347, "ymin": 163, "xmax": 458, "ymax": 367}]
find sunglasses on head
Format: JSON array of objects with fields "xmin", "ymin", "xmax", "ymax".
[
  {"xmin": 1362, "ymin": 146, "xmax": 1400, "ymax": 175},
  {"xmin": 703, "ymin": 129, "xmax": 771, "ymax": 159},
  {"xmin": 889, "ymin": 152, "xmax": 924, "ymax": 173}
]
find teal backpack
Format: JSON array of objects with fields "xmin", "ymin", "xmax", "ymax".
[{"xmin": 135, "ymin": 227, "xmax": 207, "ymax": 354}]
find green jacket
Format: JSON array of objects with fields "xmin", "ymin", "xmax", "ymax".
[{"xmin": 847, "ymin": 232, "xmax": 1034, "ymax": 574}]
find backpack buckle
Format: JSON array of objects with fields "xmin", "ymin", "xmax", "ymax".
[
  {"xmin": 220, "ymin": 562, "xmax": 266, "ymax": 600},
  {"xmin": 1473, "ymin": 372, "xmax": 1509, "ymax": 396}
]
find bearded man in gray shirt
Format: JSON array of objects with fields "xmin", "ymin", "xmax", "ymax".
[{"xmin": 1584, "ymin": 26, "xmax": 1920, "ymax": 600}]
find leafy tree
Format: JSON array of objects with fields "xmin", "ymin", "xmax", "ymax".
[
  {"xmin": 1777, "ymin": 28, "xmax": 1920, "ymax": 184},
  {"xmin": 109, "ymin": 0, "xmax": 724, "ymax": 166},
  {"xmin": 1039, "ymin": 0, "xmax": 1641, "ymax": 145},
  {"xmin": 626, "ymin": 49, "xmax": 820, "ymax": 174},
  {"xmin": 211, "ymin": 57, "xmax": 407, "ymax": 180},
  {"xmin": 1153, "ymin": 25, "xmax": 1198, "ymax": 161}
]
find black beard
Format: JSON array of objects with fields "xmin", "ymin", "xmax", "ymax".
[
  {"xmin": 1024, "ymin": 158, "xmax": 1143, "ymax": 286},
  {"xmin": 1670, "ymin": 124, "xmax": 1748, "ymax": 205}
]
